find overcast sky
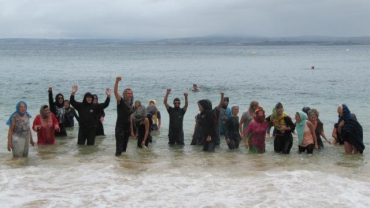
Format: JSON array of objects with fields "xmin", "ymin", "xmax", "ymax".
[{"xmin": 1, "ymin": 0, "xmax": 369, "ymax": 39}]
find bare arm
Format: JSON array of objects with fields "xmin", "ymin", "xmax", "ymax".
[
  {"xmin": 114, "ymin": 76, "xmax": 122, "ymax": 103},
  {"xmin": 163, "ymin": 88, "xmax": 171, "ymax": 110},
  {"xmin": 307, "ymin": 121, "xmax": 318, "ymax": 149},
  {"xmin": 215, "ymin": 92, "xmax": 224, "ymax": 111},
  {"xmin": 7, "ymin": 120, "xmax": 15, "ymax": 151},
  {"xmin": 183, "ymin": 92, "xmax": 188, "ymax": 111}
]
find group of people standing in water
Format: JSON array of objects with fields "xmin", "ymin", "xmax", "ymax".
[{"xmin": 6, "ymin": 77, "xmax": 365, "ymax": 158}]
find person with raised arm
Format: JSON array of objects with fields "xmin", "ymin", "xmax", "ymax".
[
  {"xmin": 70, "ymin": 85, "xmax": 110, "ymax": 145},
  {"xmin": 163, "ymin": 88, "xmax": 188, "ymax": 145},
  {"xmin": 114, "ymin": 76, "xmax": 134, "ymax": 156},
  {"xmin": 48, "ymin": 86, "xmax": 67, "ymax": 136}
]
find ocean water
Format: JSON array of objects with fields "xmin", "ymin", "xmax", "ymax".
[{"xmin": 0, "ymin": 44, "xmax": 370, "ymax": 207}]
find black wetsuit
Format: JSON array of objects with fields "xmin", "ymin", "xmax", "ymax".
[
  {"xmin": 49, "ymin": 90, "xmax": 67, "ymax": 136},
  {"xmin": 115, "ymin": 97, "xmax": 134, "ymax": 155},
  {"xmin": 191, "ymin": 114, "xmax": 204, "ymax": 145},
  {"xmin": 64, "ymin": 107, "xmax": 79, "ymax": 128},
  {"xmin": 137, "ymin": 119, "xmax": 152, "ymax": 148},
  {"xmin": 95, "ymin": 110, "xmax": 105, "ymax": 136},
  {"xmin": 70, "ymin": 94, "xmax": 110, "ymax": 145},
  {"xmin": 266, "ymin": 116, "xmax": 295, "ymax": 154},
  {"xmin": 167, "ymin": 106, "xmax": 186, "ymax": 145},
  {"xmin": 224, "ymin": 116, "xmax": 240, "ymax": 149}
]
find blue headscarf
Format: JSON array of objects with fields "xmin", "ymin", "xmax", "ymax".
[
  {"xmin": 295, "ymin": 111, "xmax": 308, "ymax": 145},
  {"xmin": 6, "ymin": 101, "xmax": 32, "ymax": 126}
]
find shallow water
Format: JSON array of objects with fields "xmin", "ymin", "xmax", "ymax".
[{"xmin": 0, "ymin": 44, "xmax": 370, "ymax": 207}]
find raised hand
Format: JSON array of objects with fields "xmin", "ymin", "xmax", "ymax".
[
  {"xmin": 166, "ymin": 88, "xmax": 171, "ymax": 94},
  {"xmin": 106, "ymin": 88, "xmax": 111, "ymax": 96},
  {"xmin": 71, "ymin": 85, "xmax": 78, "ymax": 94},
  {"xmin": 116, "ymin": 76, "xmax": 122, "ymax": 82}
]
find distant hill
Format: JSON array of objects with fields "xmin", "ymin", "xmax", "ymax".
[{"xmin": 1, "ymin": 36, "xmax": 370, "ymax": 46}]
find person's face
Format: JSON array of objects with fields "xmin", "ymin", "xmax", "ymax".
[
  {"xmin": 337, "ymin": 106, "xmax": 343, "ymax": 116},
  {"xmin": 309, "ymin": 114, "xmax": 317, "ymax": 122},
  {"xmin": 43, "ymin": 108, "xmax": 51, "ymax": 115},
  {"xmin": 64, "ymin": 102, "xmax": 70, "ymax": 108},
  {"xmin": 150, "ymin": 101, "xmax": 155, "ymax": 106},
  {"xmin": 124, "ymin": 90, "xmax": 133, "ymax": 100},
  {"xmin": 19, "ymin": 103, "xmax": 26, "ymax": 113},
  {"xmin": 135, "ymin": 101, "xmax": 141, "ymax": 108},
  {"xmin": 295, "ymin": 113, "xmax": 301, "ymax": 122},
  {"xmin": 86, "ymin": 97, "xmax": 92, "ymax": 104},
  {"xmin": 198, "ymin": 103, "xmax": 204, "ymax": 112},
  {"xmin": 277, "ymin": 107, "xmax": 284, "ymax": 115},
  {"xmin": 223, "ymin": 100, "xmax": 229, "ymax": 106},
  {"xmin": 174, "ymin": 101, "xmax": 181, "ymax": 107},
  {"xmin": 93, "ymin": 97, "xmax": 98, "ymax": 104},
  {"xmin": 193, "ymin": 85, "xmax": 198, "ymax": 90},
  {"xmin": 57, "ymin": 95, "xmax": 64, "ymax": 104},
  {"xmin": 257, "ymin": 111, "xmax": 264, "ymax": 117},
  {"xmin": 232, "ymin": 107, "xmax": 239, "ymax": 115}
]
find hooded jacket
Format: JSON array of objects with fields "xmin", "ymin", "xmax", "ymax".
[{"xmin": 70, "ymin": 92, "xmax": 110, "ymax": 128}]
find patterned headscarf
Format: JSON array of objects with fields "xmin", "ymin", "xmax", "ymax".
[
  {"xmin": 6, "ymin": 101, "xmax": 32, "ymax": 126},
  {"xmin": 254, "ymin": 106, "xmax": 266, "ymax": 123},
  {"xmin": 270, "ymin": 102, "xmax": 287, "ymax": 133},
  {"xmin": 295, "ymin": 111, "xmax": 308, "ymax": 145}
]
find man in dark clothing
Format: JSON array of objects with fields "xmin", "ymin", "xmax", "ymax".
[
  {"xmin": 114, "ymin": 76, "xmax": 134, "ymax": 156},
  {"xmin": 163, "ymin": 88, "xmax": 188, "ymax": 145},
  {"xmin": 48, "ymin": 86, "xmax": 67, "ymax": 136},
  {"xmin": 70, "ymin": 85, "xmax": 110, "ymax": 145}
]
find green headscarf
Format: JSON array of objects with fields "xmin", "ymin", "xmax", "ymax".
[{"xmin": 296, "ymin": 111, "xmax": 308, "ymax": 145}]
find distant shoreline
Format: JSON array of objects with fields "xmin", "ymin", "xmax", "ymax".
[{"xmin": 1, "ymin": 36, "xmax": 370, "ymax": 46}]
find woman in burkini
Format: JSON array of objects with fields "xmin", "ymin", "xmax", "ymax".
[
  {"xmin": 197, "ymin": 99, "xmax": 217, "ymax": 152},
  {"xmin": 33, "ymin": 105, "xmax": 60, "ymax": 145},
  {"xmin": 295, "ymin": 111, "xmax": 318, "ymax": 154},
  {"xmin": 245, "ymin": 106, "xmax": 269, "ymax": 153},
  {"xmin": 336, "ymin": 104, "xmax": 365, "ymax": 154},
  {"xmin": 224, "ymin": 106, "xmax": 241, "ymax": 149},
  {"xmin": 48, "ymin": 86, "xmax": 67, "ymax": 136},
  {"xmin": 131, "ymin": 101, "xmax": 151, "ymax": 148},
  {"xmin": 63, "ymin": 100, "xmax": 79, "ymax": 128},
  {"xmin": 266, "ymin": 103, "xmax": 295, "ymax": 154},
  {"xmin": 239, "ymin": 101, "xmax": 258, "ymax": 140},
  {"xmin": 308, "ymin": 109, "xmax": 331, "ymax": 149},
  {"xmin": 147, "ymin": 100, "xmax": 161, "ymax": 132},
  {"xmin": 7, "ymin": 101, "xmax": 35, "ymax": 157}
]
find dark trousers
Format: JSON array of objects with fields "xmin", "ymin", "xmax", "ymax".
[
  {"xmin": 78, "ymin": 127, "xmax": 96, "ymax": 145},
  {"xmin": 168, "ymin": 129, "xmax": 184, "ymax": 145},
  {"xmin": 226, "ymin": 137, "xmax": 240, "ymax": 150},
  {"xmin": 115, "ymin": 126, "xmax": 130, "ymax": 154},
  {"xmin": 274, "ymin": 134, "xmax": 293, "ymax": 154},
  {"xmin": 203, "ymin": 141, "xmax": 215, "ymax": 152},
  {"xmin": 299, "ymin": 144, "xmax": 314, "ymax": 154},
  {"xmin": 55, "ymin": 123, "xmax": 67, "ymax": 136}
]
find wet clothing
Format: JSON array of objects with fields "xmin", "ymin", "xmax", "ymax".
[
  {"xmin": 151, "ymin": 111, "xmax": 161, "ymax": 131},
  {"xmin": 191, "ymin": 114, "xmax": 204, "ymax": 145},
  {"xmin": 246, "ymin": 120, "xmax": 269, "ymax": 154},
  {"xmin": 167, "ymin": 106, "xmax": 186, "ymax": 145},
  {"xmin": 49, "ymin": 91, "xmax": 67, "ymax": 136},
  {"xmin": 70, "ymin": 94, "xmax": 110, "ymax": 145},
  {"xmin": 241, "ymin": 111, "xmax": 254, "ymax": 134},
  {"xmin": 10, "ymin": 114, "xmax": 31, "ymax": 158},
  {"xmin": 266, "ymin": 115, "xmax": 295, "ymax": 154},
  {"xmin": 198, "ymin": 100, "xmax": 217, "ymax": 152},
  {"xmin": 137, "ymin": 120, "xmax": 152, "ymax": 148},
  {"xmin": 33, "ymin": 113, "xmax": 59, "ymax": 145},
  {"xmin": 95, "ymin": 110, "xmax": 105, "ymax": 136},
  {"xmin": 64, "ymin": 107, "xmax": 79, "ymax": 128},
  {"xmin": 314, "ymin": 120, "xmax": 325, "ymax": 149},
  {"xmin": 216, "ymin": 106, "xmax": 231, "ymax": 135},
  {"xmin": 224, "ymin": 116, "xmax": 241, "ymax": 149},
  {"xmin": 299, "ymin": 144, "xmax": 314, "ymax": 154},
  {"xmin": 115, "ymin": 97, "xmax": 134, "ymax": 155}
]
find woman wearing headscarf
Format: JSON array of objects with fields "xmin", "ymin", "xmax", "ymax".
[
  {"xmin": 7, "ymin": 101, "xmax": 35, "ymax": 157},
  {"xmin": 197, "ymin": 99, "xmax": 217, "ymax": 152},
  {"xmin": 337, "ymin": 104, "xmax": 365, "ymax": 154},
  {"xmin": 308, "ymin": 109, "xmax": 331, "ymax": 149},
  {"xmin": 63, "ymin": 100, "xmax": 79, "ymax": 128},
  {"xmin": 224, "ymin": 106, "xmax": 241, "ymax": 149},
  {"xmin": 239, "ymin": 101, "xmax": 258, "ymax": 140},
  {"xmin": 33, "ymin": 105, "xmax": 60, "ymax": 145},
  {"xmin": 265, "ymin": 103, "xmax": 295, "ymax": 154},
  {"xmin": 245, "ymin": 106, "xmax": 270, "ymax": 153},
  {"xmin": 48, "ymin": 86, "xmax": 67, "ymax": 136},
  {"xmin": 295, "ymin": 111, "xmax": 318, "ymax": 154},
  {"xmin": 147, "ymin": 100, "xmax": 161, "ymax": 131},
  {"xmin": 130, "ymin": 101, "xmax": 151, "ymax": 148}
]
